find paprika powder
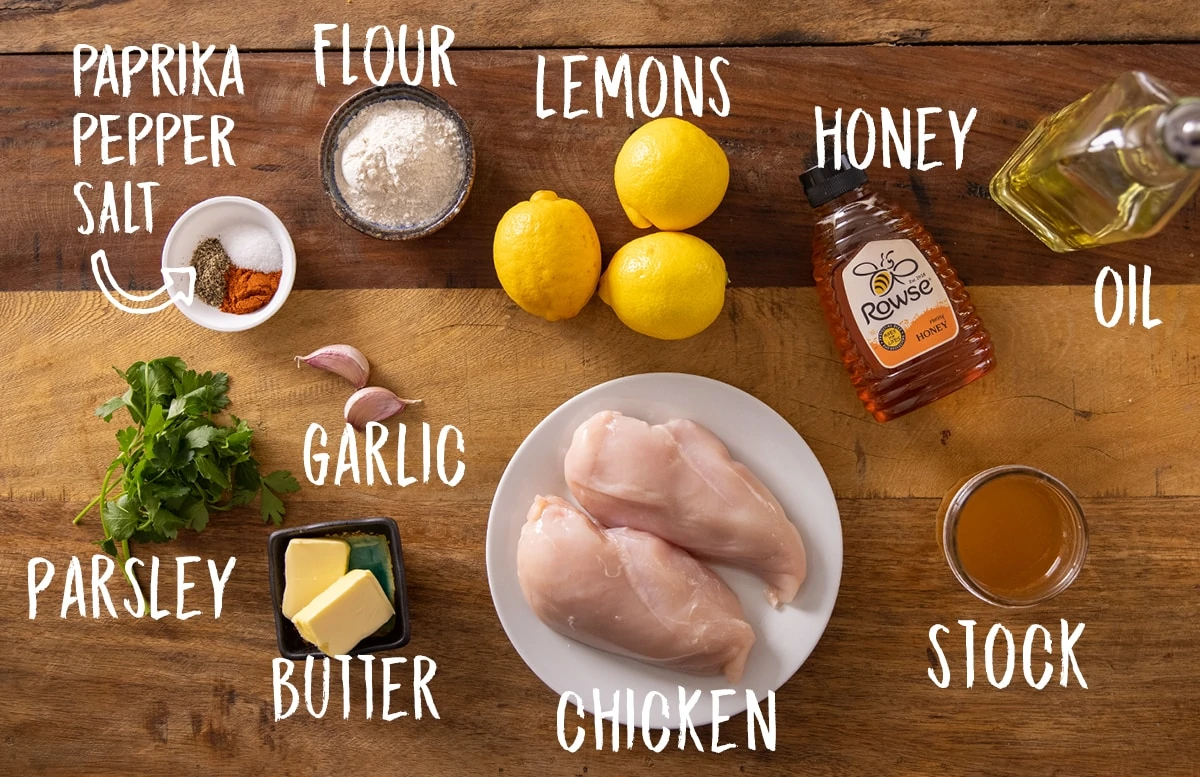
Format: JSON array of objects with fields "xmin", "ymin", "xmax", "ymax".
[{"xmin": 221, "ymin": 267, "xmax": 280, "ymax": 315}]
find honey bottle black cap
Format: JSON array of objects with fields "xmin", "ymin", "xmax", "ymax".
[{"xmin": 800, "ymin": 155, "xmax": 869, "ymax": 207}]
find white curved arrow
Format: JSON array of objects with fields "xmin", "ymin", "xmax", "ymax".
[{"xmin": 91, "ymin": 250, "xmax": 195, "ymax": 315}]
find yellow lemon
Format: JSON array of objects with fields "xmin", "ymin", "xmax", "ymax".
[
  {"xmin": 614, "ymin": 118, "xmax": 730, "ymax": 231},
  {"xmin": 598, "ymin": 232, "xmax": 728, "ymax": 340},
  {"xmin": 493, "ymin": 191, "xmax": 601, "ymax": 321}
]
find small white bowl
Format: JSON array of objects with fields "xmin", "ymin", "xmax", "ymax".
[{"xmin": 161, "ymin": 196, "xmax": 296, "ymax": 332}]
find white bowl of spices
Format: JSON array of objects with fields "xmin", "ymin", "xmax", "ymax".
[
  {"xmin": 320, "ymin": 84, "xmax": 475, "ymax": 239},
  {"xmin": 162, "ymin": 196, "xmax": 296, "ymax": 332}
]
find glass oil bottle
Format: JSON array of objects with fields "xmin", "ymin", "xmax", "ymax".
[
  {"xmin": 991, "ymin": 71, "xmax": 1200, "ymax": 252},
  {"xmin": 801, "ymin": 157, "xmax": 996, "ymax": 422}
]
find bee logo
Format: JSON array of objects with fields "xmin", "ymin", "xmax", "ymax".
[{"xmin": 853, "ymin": 250, "xmax": 920, "ymax": 297}]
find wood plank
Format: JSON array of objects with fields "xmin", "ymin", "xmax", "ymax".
[
  {"xmin": 2, "ymin": 0, "xmax": 1199, "ymax": 52},
  {"xmin": 2, "ymin": 494, "xmax": 1195, "ymax": 775},
  {"xmin": 2, "ymin": 46, "xmax": 1198, "ymax": 292},
  {"xmin": 3, "ymin": 287, "xmax": 1198, "ymax": 773},
  {"xmin": 2, "ymin": 287, "xmax": 1198, "ymax": 503}
]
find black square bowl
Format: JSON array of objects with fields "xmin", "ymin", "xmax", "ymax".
[{"xmin": 268, "ymin": 517, "xmax": 410, "ymax": 659}]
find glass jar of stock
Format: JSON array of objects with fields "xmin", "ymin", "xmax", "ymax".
[{"xmin": 937, "ymin": 466, "xmax": 1088, "ymax": 607}]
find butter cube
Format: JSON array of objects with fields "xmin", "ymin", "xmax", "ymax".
[
  {"xmin": 292, "ymin": 569, "xmax": 395, "ymax": 656},
  {"xmin": 345, "ymin": 534, "xmax": 395, "ymax": 598},
  {"xmin": 282, "ymin": 538, "xmax": 351, "ymax": 619}
]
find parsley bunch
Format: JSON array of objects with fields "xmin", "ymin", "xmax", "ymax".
[{"xmin": 73, "ymin": 356, "xmax": 300, "ymax": 565}]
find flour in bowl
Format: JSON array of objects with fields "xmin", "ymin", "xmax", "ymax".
[{"xmin": 334, "ymin": 99, "xmax": 467, "ymax": 228}]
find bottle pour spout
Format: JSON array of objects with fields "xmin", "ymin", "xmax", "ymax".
[{"xmin": 1164, "ymin": 99, "xmax": 1200, "ymax": 168}]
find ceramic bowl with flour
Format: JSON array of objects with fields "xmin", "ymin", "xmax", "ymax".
[{"xmin": 321, "ymin": 85, "xmax": 475, "ymax": 240}]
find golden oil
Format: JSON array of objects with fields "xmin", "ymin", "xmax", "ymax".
[{"xmin": 991, "ymin": 72, "xmax": 1200, "ymax": 252}]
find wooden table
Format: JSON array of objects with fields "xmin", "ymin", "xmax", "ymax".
[{"xmin": 2, "ymin": 2, "xmax": 1198, "ymax": 775}]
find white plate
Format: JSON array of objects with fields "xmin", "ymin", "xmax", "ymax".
[{"xmin": 486, "ymin": 373, "xmax": 842, "ymax": 729}]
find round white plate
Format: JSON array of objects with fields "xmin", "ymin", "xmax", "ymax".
[{"xmin": 486, "ymin": 373, "xmax": 842, "ymax": 729}]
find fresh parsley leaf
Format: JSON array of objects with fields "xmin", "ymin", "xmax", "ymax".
[
  {"xmin": 260, "ymin": 470, "xmax": 298, "ymax": 525},
  {"xmin": 184, "ymin": 500, "xmax": 209, "ymax": 532},
  {"xmin": 184, "ymin": 424, "xmax": 222, "ymax": 450},
  {"xmin": 143, "ymin": 403, "xmax": 166, "ymax": 440},
  {"xmin": 231, "ymin": 460, "xmax": 262, "ymax": 506},
  {"xmin": 259, "ymin": 487, "xmax": 286, "ymax": 526},
  {"xmin": 195, "ymin": 454, "xmax": 230, "ymax": 489},
  {"xmin": 95, "ymin": 395, "xmax": 126, "ymax": 421},
  {"xmin": 263, "ymin": 470, "xmax": 300, "ymax": 495},
  {"xmin": 221, "ymin": 417, "xmax": 254, "ymax": 453},
  {"xmin": 141, "ymin": 360, "xmax": 177, "ymax": 407},
  {"xmin": 76, "ymin": 357, "xmax": 299, "ymax": 564},
  {"xmin": 151, "ymin": 482, "xmax": 192, "ymax": 501},
  {"xmin": 120, "ymin": 383, "xmax": 143, "ymax": 425},
  {"xmin": 150, "ymin": 505, "xmax": 186, "ymax": 539},
  {"xmin": 169, "ymin": 372, "xmax": 230, "ymax": 419},
  {"xmin": 101, "ymin": 494, "xmax": 139, "ymax": 542},
  {"xmin": 173, "ymin": 368, "xmax": 229, "ymax": 411},
  {"xmin": 115, "ymin": 426, "xmax": 138, "ymax": 455},
  {"xmin": 155, "ymin": 356, "xmax": 189, "ymax": 381}
]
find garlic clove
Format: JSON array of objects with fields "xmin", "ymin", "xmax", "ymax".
[
  {"xmin": 344, "ymin": 386, "xmax": 422, "ymax": 429},
  {"xmin": 296, "ymin": 344, "xmax": 370, "ymax": 388}
]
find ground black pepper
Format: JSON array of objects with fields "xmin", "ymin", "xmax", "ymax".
[{"xmin": 191, "ymin": 237, "xmax": 232, "ymax": 307}]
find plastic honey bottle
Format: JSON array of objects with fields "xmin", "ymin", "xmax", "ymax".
[
  {"xmin": 801, "ymin": 157, "xmax": 996, "ymax": 422},
  {"xmin": 991, "ymin": 72, "xmax": 1200, "ymax": 251}
]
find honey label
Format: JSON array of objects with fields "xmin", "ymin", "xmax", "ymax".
[{"xmin": 841, "ymin": 239, "xmax": 958, "ymax": 368}]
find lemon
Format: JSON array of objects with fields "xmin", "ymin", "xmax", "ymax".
[
  {"xmin": 614, "ymin": 118, "xmax": 730, "ymax": 231},
  {"xmin": 493, "ymin": 191, "xmax": 602, "ymax": 321},
  {"xmin": 599, "ymin": 232, "xmax": 728, "ymax": 340}
]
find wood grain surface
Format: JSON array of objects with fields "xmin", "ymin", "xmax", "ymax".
[
  {"xmin": 3, "ymin": 497, "xmax": 1195, "ymax": 776},
  {"xmin": 2, "ymin": 0, "xmax": 1199, "ymax": 51},
  {"xmin": 3, "ymin": 287, "xmax": 1200, "ymax": 501},
  {"xmin": 0, "ymin": 288, "xmax": 1197, "ymax": 775},
  {"xmin": 5, "ymin": 1, "xmax": 1200, "ymax": 773},
  {"xmin": 3, "ymin": 46, "xmax": 1198, "ymax": 293}
]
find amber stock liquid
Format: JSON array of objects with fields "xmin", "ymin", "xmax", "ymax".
[
  {"xmin": 955, "ymin": 474, "xmax": 1068, "ymax": 595},
  {"xmin": 939, "ymin": 466, "xmax": 1089, "ymax": 606},
  {"xmin": 811, "ymin": 185, "xmax": 996, "ymax": 421}
]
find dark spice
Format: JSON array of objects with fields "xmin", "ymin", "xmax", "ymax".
[{"xmin": 191, "ymin": 237, "xmax": 231, "ymax": 307}]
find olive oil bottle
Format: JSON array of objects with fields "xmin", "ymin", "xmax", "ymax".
[{"xmin": 991, "ymin": 72, "xmax": 1200, "ymax": 252}]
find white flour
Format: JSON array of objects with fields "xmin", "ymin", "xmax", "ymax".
[{"xmin": 334, "ymin": 99, "xmax": 466, "ymax": 228}]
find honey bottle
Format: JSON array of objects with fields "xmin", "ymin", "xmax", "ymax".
[{"xmin": 801, "ymin": 157, "xmax": 996, "ymax": 422}]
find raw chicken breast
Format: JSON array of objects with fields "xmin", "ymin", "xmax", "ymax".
[
  {"xmin": 565, "ymin": 411, "xmax": 807, "ymax": 606},
  {"xmin": 517, "ymin": 495, "xmax": 755, "ymax": 683}
]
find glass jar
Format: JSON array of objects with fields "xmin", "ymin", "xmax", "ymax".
[{"xmin": 936, "ymin": 465, "xmax": 1088, "ymax": 607}]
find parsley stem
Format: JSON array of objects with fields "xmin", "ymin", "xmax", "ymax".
[
  {"xmin": 73, "ymin": 460, "xmax": 121, "ymax": 525},
  {"xmin": 72, "ymin": 494, "xmax": 101, "ymax": 525},
  {"xmin": 118, "ymin": 540, "xmax": 132, "ymax": 577}
]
